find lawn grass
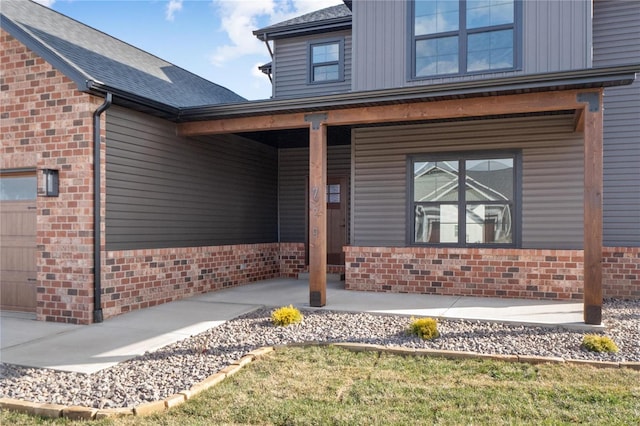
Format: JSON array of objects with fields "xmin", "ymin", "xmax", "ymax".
[{"xmin": 2, "ymin": 345, "xmax": 639, "ymax": 425}]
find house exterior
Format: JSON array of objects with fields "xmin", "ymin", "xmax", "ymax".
[{"xmin": 1, "ymin": 0, "xmax": 638, "ymax": 325}]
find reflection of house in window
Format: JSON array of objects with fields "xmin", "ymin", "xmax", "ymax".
[{"xmin": 413, "ymin": 157, "xmax": 515, "ymax": 245}]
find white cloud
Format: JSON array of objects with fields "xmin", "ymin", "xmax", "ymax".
[
  {"xmin": 210, "ymin": 0, "xmax": 343, "ymax": 66},
  {"xmin": 33, "ymin": 0, "xmax": 56, "ymax": 7},
  {"xmin": 166, "ymin": 0, "xmax": 183, "ymax": 21}
]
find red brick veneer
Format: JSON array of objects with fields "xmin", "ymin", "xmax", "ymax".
[
  {"xmin": 345, "ymin": 246, "xmax": 585, "ymax": 300},
  {"xmin": 2, "ymin": 30, "xmax": 101, "ymax": 324},
  {"xmin": 603, "ymin": 247, "xmax": 640, "ymax": 299},
  {"xmin": 345, "ymin": 246, "xmax": 640, "ymax": 300},
  {"xmin": 278, "ymin": 242, "xmax": 306, "ymax": 278},
  {"xmin": 100, "ymin": 244, "xmax": 283, "ymax": 319}
]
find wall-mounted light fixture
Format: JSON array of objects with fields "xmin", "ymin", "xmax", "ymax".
[{"xmin": 43, "ymin": 169, "xmax": 59, "ymax": 197}]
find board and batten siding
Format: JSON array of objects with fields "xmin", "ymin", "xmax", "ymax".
[
  {"xmin": 278, "ymin": 145, "xmax": 351, "ymax": 242},
  {"xmin": 273, "ymin": 30, "xmax": 351, "ymax": 99},
  {"xmin": 593, "ymin": 0, "xmax": 640, "ymax": 247},
  {"xmin": 105, "ymin": 106, "xmax": 278, "ymax": 250},
  {"xmin": 352, "ymin": 115, "xmax": 584, "ymax": 249},
  {"xmin": 351, "ymin": 0, "xmax": 590, "ymax": 91}
]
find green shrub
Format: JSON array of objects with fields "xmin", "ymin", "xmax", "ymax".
[
  {"xmin": 271, "ymin": 305, "xmax": 303, "ymax": 326},
  {"xmin": 408, "ymin": 317, "xmax": 440, "ymax": 340},
  {"xmin": 581, "ymin": 334, "xmax": 619, "ymax": 353}
]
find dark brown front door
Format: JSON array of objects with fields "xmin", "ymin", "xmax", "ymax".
[{"xmin": 326, "ymin": 176, "xmax": 347, "ymax": 265}]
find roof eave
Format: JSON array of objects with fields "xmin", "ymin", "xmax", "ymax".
[
  {"xmin": 253, "ymin": 17, "xmax": 352, "ymax": 40},
  {"xmin": 86, "ymin": 81, "xmax": 181, "ymax": 120},
  {"xmin": 177, "ymin": 65, "xmax": 639, "ymax": 122}
]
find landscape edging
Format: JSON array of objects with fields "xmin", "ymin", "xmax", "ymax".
[{"xmin": 0, "ymin": 343, "xmax": 636, "ymax": 420}]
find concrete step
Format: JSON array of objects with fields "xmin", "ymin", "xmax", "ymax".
[{"xmin": 298, "ymin": 272, "xmax": 345, "ymax": 281}]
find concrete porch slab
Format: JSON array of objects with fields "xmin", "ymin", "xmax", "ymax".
[
  {"xmin": 0, "ymin": 301, "xmax": 258, "ymax": 374},
  {"xmin": 0, "ymin": 278, "xmax": 596, "ymax": 374}
]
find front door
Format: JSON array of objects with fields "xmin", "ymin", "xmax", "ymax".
[
  {"xmin": 326, "ymin": 176, "xmax": 347, "ymax": 265},
  {"xmin": 0, "ymin": 171, "xmax": 38, "ymax": 312}
]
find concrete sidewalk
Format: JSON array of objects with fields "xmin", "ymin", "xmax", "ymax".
[{"xmin": 0, "ymin": 278, "xmax": 596, "ymax": 374}]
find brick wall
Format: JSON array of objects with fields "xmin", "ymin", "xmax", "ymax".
[
  {"xmin": 101, "ymin": 244, "xmax": 281, "ymax": 319},
  {"xmin": 1, "ymin": 30, "xmax": 101, "ymax": 324},
  {"xmin": 345, "ymin": 246, "xmax": 640, "ymax": 300},
  {"xmin": 603, "ymin": 247, "xmax": 640, "ymax": 299},
  {"xmin": 278, "ymin": 242, "xmax": 306, "ymax": 278},
  {"xmin": 345, "ymin": 246, "xmax": 585, "ymax": 300}
]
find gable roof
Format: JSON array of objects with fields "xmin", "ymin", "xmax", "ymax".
[
  {"xmin": 1, "ymin": 0, "xmax": 245, "ymax": 115},
  {"xmin": 253, "ymin": 4, "xmax": 352, "ymax": 40}
]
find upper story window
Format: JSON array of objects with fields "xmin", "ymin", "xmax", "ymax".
[
  {"xmin": 411, "ymin": 152, "xmax": 520, "ymax": 246},
  {"xmin": 412, "ymin": 0, "xmax": 519, "ymax": 78},
  {"xmin": 309, "ymin": 38, "xmax": 344, "ymax": 83}
]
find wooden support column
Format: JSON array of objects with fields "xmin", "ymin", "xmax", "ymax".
[
  {"xmin": 580, "ymin": 92, "xmax": 604, "ymax": 325},
  {"xmin": 306, "ymin": 113, "xmax": 327, "ymax": 307}
]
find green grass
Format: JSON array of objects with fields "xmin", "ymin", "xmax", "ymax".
[{"xmin": 2, "ymin": 346, "xmax": 639, "ymax": 425}]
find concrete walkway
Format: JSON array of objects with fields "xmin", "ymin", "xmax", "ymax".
[{"xmin": 0, "ymin": 278, "xmax": 596, "ymax": 374}]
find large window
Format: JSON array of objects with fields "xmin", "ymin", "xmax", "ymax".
[
  {"xmin": 309, "ymin": 39, "xmax": 344, "ymax": 83},
  {"xmin": 412, "ymin": 0, "xmax": 519, "ymax": 78},
  {"xmin": 411, "ymin": 153, "xmax": 519, "ymax": 246}
]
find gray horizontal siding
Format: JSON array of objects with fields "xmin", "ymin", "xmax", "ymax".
[
  {"xmin": 278, "ymin": 148, "xmax": 307, "ymax": 243},
  {"xmin": 594, "ymin": 0, "xmax": 640, "ymax": 247},
  {"xmin": 352, "ymin": 115, "xmax": 584, "ymax": 249},
  {"xmin": 351, "ymin": 0, "xmax": 590, "ymax": 91},
  {"xmin": 278, "ymin": 145, "xmax": 351, "ymax": 242},
  {"xmin": 274, "ymin": 30, "xmax": 351, "ymax": 99},
  {"xmin": 105, "ymin": 106, "xmax": 278, "ymax": 250}
]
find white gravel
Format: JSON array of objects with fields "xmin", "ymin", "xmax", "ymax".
[{"xmin": 0, "ymin": 298, "xmax": 638, "ymax": 409}]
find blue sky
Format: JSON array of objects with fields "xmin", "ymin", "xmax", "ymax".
[{"xmin": 36, "ymin": 0, "xmax": 342, "ymax": 100}]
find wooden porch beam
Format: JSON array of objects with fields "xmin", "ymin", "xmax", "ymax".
[
  {"xmin": 179, "ymin": 112, "xmax": 308, "ymax": 136},
  {"xmin": 178, "ymin": 89, "xmax": 598, "ymax": 136},
  {"xmin": 573, "ymin": 108, "xmax": 585, "ymax": 132},
  {"xmin": 307, "ymin": 115, "xmax": 327, "ymax": 307},
  {"xmin": 581, "ymin": 91, "xmax": 604, "ymax": 325}
]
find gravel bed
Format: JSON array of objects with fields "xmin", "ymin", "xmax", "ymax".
[{"xmin": 1, "ymin": 299, "xmax": 638, "ymax": 409}]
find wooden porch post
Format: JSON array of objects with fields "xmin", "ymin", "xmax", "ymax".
[
  {"xmin": 307, "ymin": 114, "xmax": 327, "ymax": 307},
  {"xmin": 580, "ymin": 92, "xmax": 604, "ymax": 325}
]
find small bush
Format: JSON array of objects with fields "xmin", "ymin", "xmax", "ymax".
[
  {"xmin": 408, "ymin": 317, "xmax": 440, "ymax": 340},
  {"xmin": 581, "ymin": 334, "xmax": 619, "ymax": 353},
  {"xmin": 271, "ymin": 305, "xmax": 303, "ymax": 326}
]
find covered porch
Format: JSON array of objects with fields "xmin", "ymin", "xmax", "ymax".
[{"xmin": 178, "ymin": 67, "xmax": 637, "ymax": 325}]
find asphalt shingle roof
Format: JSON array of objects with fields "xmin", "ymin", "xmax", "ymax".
[
  {"xmin": 254, "ymin": 4, "xmax": 351, "ymax": 36},
  {"xmin": 1, "ymin": 0, "xmax": 246, "ymax": 109}
]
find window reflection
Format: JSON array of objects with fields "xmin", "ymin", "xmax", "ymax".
[
  {"xmin": 412, "ymin": 156, "xmax": 516, "ymax": 246},
  {"xmin": 415, "ymin": 205, "xmax": 458, "ymax": 243}
]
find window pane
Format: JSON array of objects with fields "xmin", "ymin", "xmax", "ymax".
[
  {"xmin": 0, "ymin": 175, "xmax": 37, "ymax": 200},
  {"xmin": 415, "ymin": 0, "xmax": 459, "ymax": 36},
  {"xmin": 416, "ymin": 36, "xmax": 459, "ymax": 76},
  {"xmin": 313, "ymin": 64, "xmax": 339, "ymax": 81},
  {"xmin": 415, "ymin": 204, "xmax": 458, "ymax": 243},
  {"xmin": 327, "ymin": 184, "xmax": 340, "ymax": 203},
  {"xmin": 466, "ymin": 204, "xmax": 513, "ymax": 243},
  {"xmin": 312, "ymin": 43, "xmax": 339, "ymax": 64},
  {"xmin": 414, "ymin": 161, "xmax": 459, "ymax": 202},
  {"xmin": 467, "ymin": 0, "xmax": 514, "ymax": 29},
  {"xmin": 465, "ymin": 158, "xmax": 513, "ymax": 201},
  {"xmin": 467, "ymin": 29, "xmax": 513, "ymax": 71}
]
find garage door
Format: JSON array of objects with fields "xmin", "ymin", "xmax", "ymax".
[{"xmin": 1, "ymin": 171, "xmax": 37, "ymax": 312}]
